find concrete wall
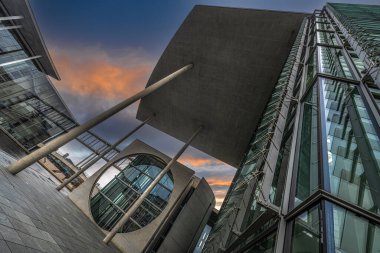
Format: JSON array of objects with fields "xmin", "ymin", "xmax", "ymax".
[
  {"xmin": 69, "ymin": 139, "xmax": 215, "ymax": 253},
  {"xmin": 137, "ymin": 5, "xmax": 308, "ymax": 167},
  {"xmin": 157, "ymin": 178, "xmax": 215, "ymax": 253}
]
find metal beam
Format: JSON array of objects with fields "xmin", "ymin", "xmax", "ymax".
[
  {"xmin": 0, "ymin": 16, "xmax": 23, "ymax": 21},
  {"xmin": 56, "ymin": 116, "xmax": 154, "ymax": 190},
  {"xmin": 0, "ymin": 55, "xmax": 41, "ymax": 68},
  {"xmin": 103, "ymin": 125, "xmax": 203, "ymax": 244},
  {"xmin": 7, "ymin": 64, "xmax": 193, "ymax": 175},
  {"xmin": 0, "ymin": 25, "xmax": 22, "ymax": 31}
]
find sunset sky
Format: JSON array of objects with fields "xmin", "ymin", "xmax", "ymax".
[{"xmin": 29, "ymin": 0, "xmax": 377, "ymax": 208}]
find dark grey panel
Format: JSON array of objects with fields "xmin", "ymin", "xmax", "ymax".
[
  {"xmin": 0, "ymin": 0, "xmax": 60, "ymax": 79},
  {"xmin": 137, "ymin": 5, "xmax": 309, "ymax": 167},
  {"xmin": 158, "ymin": 178, "xmax": 215, "ymax": 253}
]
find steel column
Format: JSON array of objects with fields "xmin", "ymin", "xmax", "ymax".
[
  {"xmin": 0, "ymin": 55, "xmax": 41, "ymax": 68},
  {"xmin": 56, "ymin": 116, "xmax": 153, "ymax": 190},
  {"xmin": 0, "ymin": 16, "xmax": 23, "ymax": 21},
  {"xmin": 103, "ymin": 126, "xmax": 203, "ymax": 244},
  {"xmin": 7, "ymin": 64, "xmax": 193, "ymax": 174}
]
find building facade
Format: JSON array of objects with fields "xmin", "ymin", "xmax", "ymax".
[
  {"xmin": 0, "ymin": 2, "xmax": 217, "ymax": 253},
  {"xmin": 0, "ymin": 0, "xmax": 129, "ymax": 190},
  {"xmin": 203, "ymin": 3, "xmax": 380, "ymax": 253},
  {"xmin": 69, "ymin": 140, "xmax": 215, "ymax": 253},
  {"xmin": 0, "ymin": 1, "xmax": 74, "ymax": 151},
  {"xmin": 2, "ymin": 1, "xmax": 380, "ymax": 253}
]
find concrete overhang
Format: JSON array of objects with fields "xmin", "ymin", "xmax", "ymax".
[
  {"xmin": 0, "ymin": 0, "xmax": 60, "ymax": 80},
  {"xmin": 137, "ymin": 5, "xmax": 309, "ymax": 167}
]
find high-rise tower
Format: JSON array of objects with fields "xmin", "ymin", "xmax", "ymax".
[{"xmin": 203, "ymin": 3, "xmax": 380, "ymax": 253}]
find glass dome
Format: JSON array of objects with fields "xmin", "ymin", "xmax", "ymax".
[{"xmin": 90, "ymin": 154, "xmax": 174, "ymax": 233}]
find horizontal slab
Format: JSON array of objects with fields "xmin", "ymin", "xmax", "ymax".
[{"xmin": 137, "ymin": 5, "xmax": 308, "ymax": 167}]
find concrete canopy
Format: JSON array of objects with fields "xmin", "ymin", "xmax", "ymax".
[{"xmin": 137, "ymin": 5, "xmax": 308, "ymax": 167}]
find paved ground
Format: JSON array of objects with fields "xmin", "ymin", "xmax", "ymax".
[{"xmin": 0, "ymin": 149, "xmax": 120, "ymax": 253}]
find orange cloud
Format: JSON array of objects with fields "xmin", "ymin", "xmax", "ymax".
[
  {"xmin": 207, "ymin": 178, "xmax": 232, "ymax": 187},
  {"xmin": 215, "ymin": 197, "xmax": 225, "ymax": 209},
  {"xmin": 179, "ymin": 156, "xmax": 224, "ymax": 167},
  {"xmin": 214, "ymin": 190, "xmax": 228, "ymax": 209},
  {"xmin": 51, "ymin": 47, "xmax": 153, "ymax": 100},
  {"xmin": 210, "ymin": 185, "xmax": 230, "ymax": 210}
]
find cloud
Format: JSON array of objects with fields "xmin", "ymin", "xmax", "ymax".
[
  {"xmin": 51, "ymin": 45, "xmax": 153, "ymax": 101},
  {"xmin": 49, "ymin": 45, "xmax": 235, "ymax": 210},
  {"xmin": 178, "ymin": 156, "xmax": 234, "ymax": 209},
  {"xmin": 213, "ymin": 189, "xmax": 228, "ymax": 209},
  {"xmin": 178, "ymin": 155, "xmax": 223, "ymax": 167},
  {"xmin": 207, "ymin": 178, "xmax": 232, "ymax": 187}
]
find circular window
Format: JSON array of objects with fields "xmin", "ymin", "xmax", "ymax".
[{"xmin": 90, "ymin": 154, "xmax": 174, "ymax": 233}]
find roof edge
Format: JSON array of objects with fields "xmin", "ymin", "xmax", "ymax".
[{"xmin": 0, "ymin": 0, "xmax": 60, "ymax": 80}]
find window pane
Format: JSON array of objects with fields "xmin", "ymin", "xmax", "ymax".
[
  {"xmin": 317, "ymin": 32, "xmax": 339, "ymax": 46},
  {"xmin": 306, "ymin": 49, "xmax": 317, "ymax": 88},
  {"xmin": 320, "ymin": 78, "xmax": 380, "ymax": 214},
  {"xmin": 295, "ymin": 85, "xmax": 319, "ymax": 206},
  {"xmin": 291, "ymin": 205, "xmax": 320, "ymax": 253},
  {"xmin": 241, "ymin": 232, "xmax": 276, "ymax": 253},
  {"xmin": 331, "ymin": 204, "xmax": 380, "ymax": 252},
  {"xmin": 90, "ymin": 154, "xmax": 174, "ymax": 233},
  {"xmin": 319, "ymin": 46, "xmax": 354, "ymax": 80}
]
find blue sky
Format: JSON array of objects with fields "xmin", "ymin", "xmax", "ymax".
[
  {"xmin": 30, "ymin": 0, "xmax": 379, "ymax": 57},
  {"xmin": 29, "ymin": 0, "xmax": 378, "ymax": 208}
]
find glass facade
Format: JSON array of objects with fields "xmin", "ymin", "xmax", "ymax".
[
  {"xmin": 90, "ymin": 154, "xmax": 174, "ymax": 233},
  {"xmin": 0, "ymin": 9, "xmax": 76, "ymax": 150},
  {"xmin": 205, "ymin": 3, "xmax": 380, "ymax": 253},
  {"xmin": 203, "ymin": 20, "xmax": 307, "ymax": 251},
  {"xmin": 291, "ymin": 205, "xmax": 320, "ymax": 253}
]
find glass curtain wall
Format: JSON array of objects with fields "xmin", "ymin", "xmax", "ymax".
[
  {"xmin": 0, "ymin": 10, "xmax": 76, "ymax": 150},
  {"xmin": 90, "ymin": 154, "xmax": 174, "ymax": 233},
  {"xmin": 289, "ymin": 5, "xmax": 380, "ymax": 253},
  {"xmin": 204, "ymin": 18, "xmax": 308, "ymax": 253},
  {"xmin": 203, "ymin": 3, "xmax": 380, "ymax": 253},
  {"xmin": 327, "ymin": 3, "xmax": 380, "ymax": 66}
]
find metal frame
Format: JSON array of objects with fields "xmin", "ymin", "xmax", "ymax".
[
  {"xmin": 0, "ymin": 55, "xmax": 40, "ymax": 67},
  {"xmin": 283, "ymin": 7, "xmax": 380, "ymax": 253},
  {"xmin": 325, "ymin": 5, "xmax": 380, "ymax": 86},
  {"xmin": 0, "ymin": 16, "xmax": 23, "ymax": 21}
]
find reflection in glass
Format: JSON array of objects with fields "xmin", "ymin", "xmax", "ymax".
[
  {"xmin": 295, "ymin": 85, "xmax": 319, "ymax": 206},
  {"xmin": 0, "ymin": 25, "xmax": 76, "ymax": 150},
  {"xmin": 318, "ymin": 46, "xmax": 354, "ymax": 80},
  {"xmin": 306, "ymin": 49, "xmax": 317, "ymax": 88},
  {"xmin": 320, "ymin": 78, "xmax": 380, "ymax": 214},
  {"xmin": 331, "ymin": 204, "xmax": 380, "ymax": 252},
  {"xmin": 291, "ymin": 205, "xmax": 320, "ymax": 253},
  {"xmin": 90, "ymin": 154, "xmax": 173, "ymax": 232},
  {"xmin": 316, "ymin": 22, "xmax": 333, "ymax": 31},
  {"xmin": 241, "ymin": 232, "xmax": 276, "ymax": 253},
  {"xmin": 317, "ymin": 32, "xmax": 338, "ymax": 46}
]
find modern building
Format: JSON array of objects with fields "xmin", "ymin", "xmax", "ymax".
[
  {"xmin": 207, "ymin": 3, "xmax": 380, "ymax": 253},
  {"xmin": 0, "ymin": 0, "xmax": 130, "ymax": 190},
  {"xmin": 135, "ymin": 3, "xmax": 380, "ymax": 253},
  {"xmin": 0, "ymin": 3, "xmax": 216, "ymax": 253},
  {"xmin": 69, "ymin": 139, "xmax": 215, "ymax": 253},
  {"xmin": 1, "ymin": 1, "xmax": 380, "ymax": 253}
]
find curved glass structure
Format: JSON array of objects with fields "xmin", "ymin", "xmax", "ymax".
[{"xmin": 90, "ymin": 154, "xmax": 174, "ymax": 233}]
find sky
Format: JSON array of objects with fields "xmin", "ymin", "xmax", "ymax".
[{"xmin": 28, "ymin": 0, "xmax": 378, "ymax": 208}]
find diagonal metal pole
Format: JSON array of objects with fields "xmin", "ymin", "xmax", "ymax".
[
  {"xmin": 103, "ymin": 126, "xmax": 203, "ymax": 244},
  {"xmin": 56, "ymin": 115, "xmax": 154, "ymax": 191},
  {"xmin": 7, "ymin": 64, "xmax": 193, "ymax": 175}
]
